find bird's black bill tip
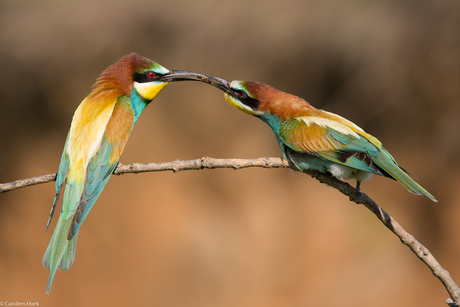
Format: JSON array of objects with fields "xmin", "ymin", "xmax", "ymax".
[
  {"xmin": 193, "ymin": 74, "xmax": 231, "ymax": 93},
  {"xmin": 206, "ymin": 75, "xmax": 231, "ymax": 90}
]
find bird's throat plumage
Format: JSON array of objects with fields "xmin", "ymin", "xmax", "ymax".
[
  {"xmin": 224, "ymin": 94, "xmax": 256, "ymax": 115},
  {"xmin": 133, "ymin": 81, "xmax": 168, "ymax": 102}
]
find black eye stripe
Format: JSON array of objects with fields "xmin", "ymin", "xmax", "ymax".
[
  {"xmin": 233, "ymin": 90, "xmax": 260, "ymax": 110},
  {"xmin": 133, "ymin": 71, "xmax": 163, "ymax": 83}
]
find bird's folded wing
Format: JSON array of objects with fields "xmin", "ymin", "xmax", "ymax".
[
  {"xmin": 68, "ymin": 96, "xmax": 135, "ymax": 239},
  {"xmin": 279, "ymin": 116, "xmax": 386, "ymax": 175}
]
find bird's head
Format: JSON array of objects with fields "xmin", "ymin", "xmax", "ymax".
[
  {"xmin": 92, "ymin": 53, "xmax": 206, "ymax": 102},
  {"xmin": 188, "ymin": 76, "xmax": 265, "ymax": 116},
  {"xmin": 132, "ymin": 60, "xmax": 209, "ymax": 102},
  {"xmin": 189, "ymin": 76, "xmax": 307, "ymax": 120},
  {"xmin": 220, "ymin": 80, "xmax": 264, "ymax": 116}
]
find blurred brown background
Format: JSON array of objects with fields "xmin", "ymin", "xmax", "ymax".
[{"xmin": 1, "ymin": 0, "xmax": 460, "ymax": 306}]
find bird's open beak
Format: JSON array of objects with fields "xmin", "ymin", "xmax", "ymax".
[{"xmin": 161, "ymin": 71, "xmax": 232, "ymax": 93}]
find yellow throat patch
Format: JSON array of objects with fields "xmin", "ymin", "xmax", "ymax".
[{"xmin": 134, "ymin": 81, "xmax": 168, "ymax": 101}]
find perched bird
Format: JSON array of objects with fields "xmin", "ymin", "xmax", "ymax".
[
  {"xmin": 186, "ymin": 75, "xmax": 437, "ymax": 202},
  {"xmin": 43, "ymin": 53, "xmax": 203, "ymax": 293}
]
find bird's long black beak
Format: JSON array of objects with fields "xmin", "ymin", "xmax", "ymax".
[
  {"xmin": 161, "ymin": 70, "xmax": 206, "ymax": 82},
  {"xmin": 161, "ymin": 70, "xmax": 232, "ymax": 94}
]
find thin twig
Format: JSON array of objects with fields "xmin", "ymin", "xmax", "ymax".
[{"xmin": 0, "ymin": 156, "xmax": 458, "ymax": 306}]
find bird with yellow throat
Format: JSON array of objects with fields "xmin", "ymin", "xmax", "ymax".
[{"xmin": 43, "ymin": 53, "xmax": 202, "ymax": 293}]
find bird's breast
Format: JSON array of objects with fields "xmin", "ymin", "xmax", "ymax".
[{"xmin": 104, "ymin": 99, "xmax": 135, "ymax": 164}]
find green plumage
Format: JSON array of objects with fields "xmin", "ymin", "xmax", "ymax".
[
  {"xmin": 274, "ymin": 114, "xmax": 437, "ymax": 202},
  {"xmin": 220, "ymin": 80, "xmax": 437, "ymax": 202}
]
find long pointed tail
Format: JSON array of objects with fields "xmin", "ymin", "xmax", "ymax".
[
  {"xmin": 376, "ymin": 148, "xmax": 437, "ymax": 202},
  {"xmin": 43, "ymin": 216, "xmax": 79, "ymax": 293}
]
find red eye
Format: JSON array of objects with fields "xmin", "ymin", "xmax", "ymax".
[
  {"xmin": 238, "ymin": 91, "xmax": 247, "ymax": 99},
  {"xmin": 147, "ymin": 72, "xmax": 155, "ymax": 78}
]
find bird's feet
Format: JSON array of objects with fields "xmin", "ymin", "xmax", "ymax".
[{"xmin": 355, "ymin": 181, "xmax": 361, "ymax": 192}]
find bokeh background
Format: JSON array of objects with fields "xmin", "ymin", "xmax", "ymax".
[{"xmin": 1, "ymin": 0, "xmax": 460, "ymax": 306}]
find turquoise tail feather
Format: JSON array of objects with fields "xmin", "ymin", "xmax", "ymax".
[
  {"xmin": 43, "ymin": 176, "xmax": 83, "ymax": 293},
  {"xmin": 374, "ymin": 148, "xmax": 437, "ymax": 202},
  {"xmin": 43, "ymin": 216, "xmax": 78, "ymax": 293}
]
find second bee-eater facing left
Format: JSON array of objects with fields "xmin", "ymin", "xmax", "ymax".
[
  {"xmin": 179, "ymin": 75, "xmax": 437, "ymax": 202},
  {"xmin": 43, "ymin": 53, "xmax": 202, "ymax": 293}
]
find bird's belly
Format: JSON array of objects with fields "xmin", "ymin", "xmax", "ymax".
[{"xmin": 328, "ymin": 163, "xmax": 373, "ymax": 181}]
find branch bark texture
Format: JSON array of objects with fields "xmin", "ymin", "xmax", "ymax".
[{"xmin": 1, "ymin": 156, "xmax": 458, "ymax": 306}]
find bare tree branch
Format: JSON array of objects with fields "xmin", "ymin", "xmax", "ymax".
[
  {"xmin": 0, "ymin": 173, "xmax": 57, "ymax": 194},
  {"xmin": 1, "ymin": 156, "xmax": 458, "ymax": 306},
  {"xmin": 0, "ymin": 157, "xmax": 288, "ymax": 194},
  {"xmin": 113, "ymin": 156, "xmax": 289, "ymax": 174}
]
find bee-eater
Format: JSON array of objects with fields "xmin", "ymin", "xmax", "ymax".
[
  {"xmin": 184, "ymin": 75, "xmax": 437, "ymax": 202},
  {"xmin": 43, "ymin": 53, "xmax": 203, "ymax": 293}
]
